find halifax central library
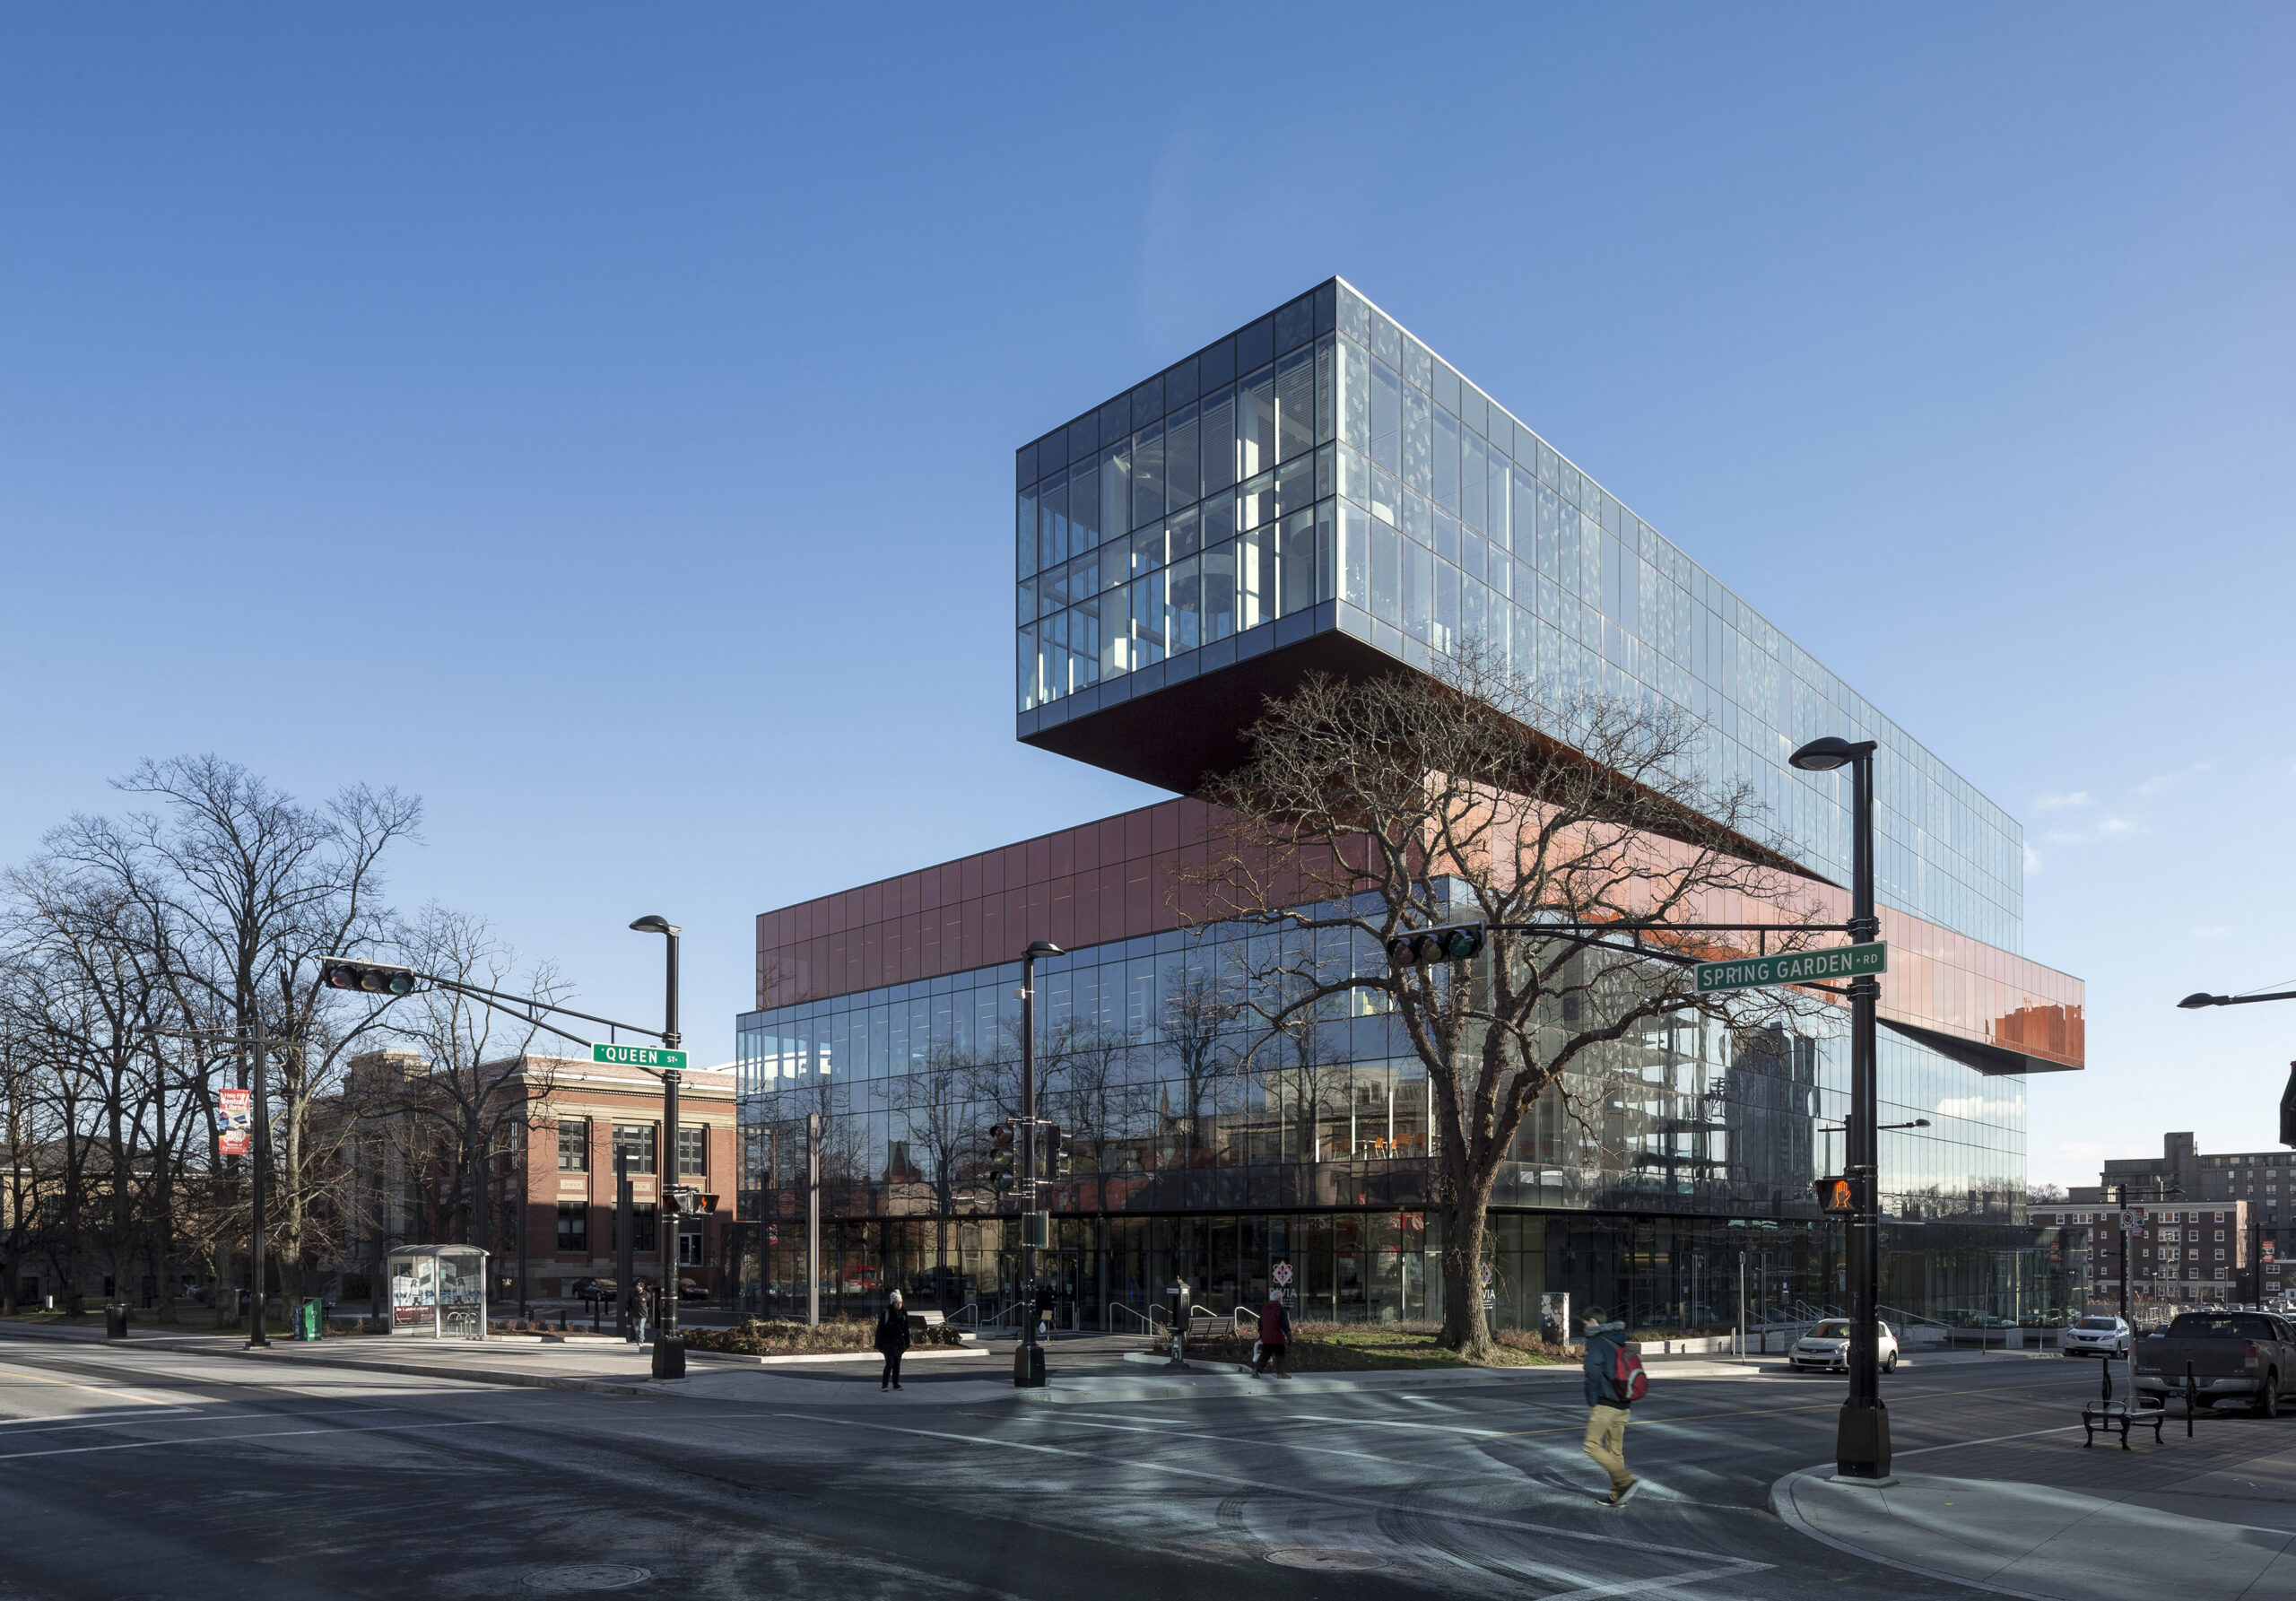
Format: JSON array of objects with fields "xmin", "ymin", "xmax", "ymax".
[{"xmin": 725, "ymin": 278, "xmax": 2090, "ymax": 1339}]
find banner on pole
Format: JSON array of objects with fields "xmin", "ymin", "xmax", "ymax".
[{"xmin": 218, "ymin": 1087, "xmax": 252, "ymax": 1158}]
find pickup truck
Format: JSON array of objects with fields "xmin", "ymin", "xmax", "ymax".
[{"xmin": 2133, "ymin": 1310, "xmax": 2296, "ymax": 1414}]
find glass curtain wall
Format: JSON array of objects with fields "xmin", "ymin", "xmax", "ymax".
[
  {"xmin": 735, "ymin": 918, "xmax": 2033, "ymax": 1326},
  {"xmin": 1016, "ymin": 280, "xmax": 2023, "ymax": 953}
]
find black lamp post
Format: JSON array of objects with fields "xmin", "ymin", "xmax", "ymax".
[
  {"xmin": 1791, "ymin": 735, "xmax": 1888, "ymax": 1481},
  {"xmin": 1015, "ymin": 938, "xmax": 1061, "ymax": 1388},
  {"xmin": 631, "ymin": 915, "xmax": 683, "ymax": 1380}
]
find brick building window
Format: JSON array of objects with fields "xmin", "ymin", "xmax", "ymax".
[
  {"xmin": 613, "ymin": 1124, "xmax": 656, "ymax": 1175},
  {"xmin": 559, "ymin": 1119, "xmax": 589, "ymax": 1173},
  {"xmin": 678, "ymin": 1127, "xmax": 707, "ymax": 1177},
  {"xmin": 556, "ymin": 1205, "xmax": 587, "ymax": 1254}
]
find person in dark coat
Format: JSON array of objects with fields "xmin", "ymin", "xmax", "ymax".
[
  {"xmin": 1580, "ymin": 1308, "xmax": 1638, "ymax": 1506},
  {"xmin": 1251, "ymin": 1294, "xmax": 1292, "ymax": 1377},
  {"xmin": 874, "ymin": 1290, "xmax": 911, "ymax": 1390}
]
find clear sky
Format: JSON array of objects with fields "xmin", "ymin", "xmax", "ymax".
[{"xmin": 2, "ymin": 6, "xmax": 2288, "ymax": 1188}]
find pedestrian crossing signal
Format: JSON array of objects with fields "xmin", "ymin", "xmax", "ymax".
[{"xmin": 1815, "ymin": 1176, "xmax": 1855, "ymax": 1213}]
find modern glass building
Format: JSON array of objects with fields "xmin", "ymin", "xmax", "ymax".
[{"xmin": 732, "ymin": 280, "xmax": 2088, "ymax": 1335}]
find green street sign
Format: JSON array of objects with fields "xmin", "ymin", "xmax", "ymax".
[
  {"xmin": 1694, "ymin": 941, "xmax": 1888, "ymax": 996},
  {"xmin": 593, "ymin": 1042, "xmax": 688, "ymax": 1071}
]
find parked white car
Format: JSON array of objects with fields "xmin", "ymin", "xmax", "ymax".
[
  {"xmin": 1791, "ymin": 1318, "xmax": 1900, "ymax": 1373},
  {"xmin": 2062, "ymin": 1315, "xmax": 2131, "ymax": 1358}
]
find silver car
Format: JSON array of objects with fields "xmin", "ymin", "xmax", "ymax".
[
  {"xmin": 1791, "ymin": 1318, "xmax": 1900, "ymax": 1373},
  {"xmin": 2062, "ymin": 1315, "xmax": 2130, "ymax": 1358}
]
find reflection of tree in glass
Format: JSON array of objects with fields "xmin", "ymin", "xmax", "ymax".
[{"xmin": 890, "ymin": 1040, "xmax": 986, "ymax": 1309}]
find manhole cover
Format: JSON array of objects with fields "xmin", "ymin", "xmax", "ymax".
[
  {"xmin": 1265, "ymin": 1548, "xmax": 1387, "ymax": 1571},
  {"xmin": 523, "ymin": 1566, "xmax": 653, "ymax": 1593}
]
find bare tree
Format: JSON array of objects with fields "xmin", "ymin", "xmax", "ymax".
[
  {"xmin": 1191, "ymin": 649, "xmax": 1823, "ymax": 1358},
  {"xmin": 1158, "ymin": 961, "xmax": 1239, "ymax": 1173},
  {"xmin": 891, "ymin": 1040, "xmax": 986, "ymax": 1308},
  {"xmin": 359, "ymin": 906, "xmax": 561, "ymax": 1261},
  {"xmin": 48, "ymin": 756, "xmax": 420, "ymax": 1310}
]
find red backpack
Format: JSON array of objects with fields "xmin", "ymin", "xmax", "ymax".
[{"xmin": 1613, "ymin": 1344, "xmax": 1649, "ymax": 1403}]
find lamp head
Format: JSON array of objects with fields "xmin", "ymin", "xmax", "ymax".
[
  {"xmin": 630, "ymin": 915, "xmax": 680, "ymax": 937},
  {"xmin": 1023, "ymin": 940, "xmax": 1064, "ymax": 961},
  {"xmin": 1789, "ymin": 735, "xmax": 1860, "ymax": 772},
  {"xmin": 2179, "ymin": 992, "xmax": 2223, "ymax": 1009}
]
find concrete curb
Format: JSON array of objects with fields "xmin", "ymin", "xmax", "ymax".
[
  {"xmin": 1766, "ymin": 1465, "xmax": 2077, "ymax": 1601},
  {"xmin": 0, "ymin": 1323, "xmax": 668, "ymax": 1398}
]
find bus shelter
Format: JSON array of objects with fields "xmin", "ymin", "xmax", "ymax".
[{"xmin": 387, "ymin": 1245, "xmax": 489, "ymax": 1338}]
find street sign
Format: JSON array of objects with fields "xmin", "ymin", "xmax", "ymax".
[
  {"xmin": 1271, "ymin": 1262, "xmax": 1294, "ymax": 1288},
  {"xmin": 218, "ymin": 1088, "xmax": 252, "ymax": 1158},
  {"xmin": 2120, "ymin": 1210, "xmax": 2141, "ymax": 1232},
  {"xmin": 593, "ymin": 1042, "xmax": 688, "ymax": 1071},
  {"xmin": 1694, "ymin": 942, "xmax": 1888, "ymax": 996}
]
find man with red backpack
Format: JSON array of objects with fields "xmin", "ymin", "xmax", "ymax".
[{"xmin": 1580, "ymin": 1308, "xmax": 1645, "ymax": 1506}]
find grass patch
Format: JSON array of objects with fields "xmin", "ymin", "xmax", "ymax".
[
  {"xmin": 677, "ymin": 1318, "xmax": 967, "ymax": 1357},
  {"xmin": 1174, "ymin": 1320, "xmax": 1571, "ymax": 1370}
]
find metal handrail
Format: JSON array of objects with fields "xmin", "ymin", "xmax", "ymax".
[{"xmin": 1108, "ymin": 1302, "xmax": 1157, "ymax": 1336}]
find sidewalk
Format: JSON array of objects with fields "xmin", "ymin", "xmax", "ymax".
[{"xmin": 1772, "ymin": 1466, "xmax": 2296, "ymax": 1601}]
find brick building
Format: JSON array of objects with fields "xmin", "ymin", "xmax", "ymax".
[
  {"xmin": 2034, "ymin": 1196, "xmax": 2251, "ymax": 1308},
  {"xmin": 343, "ymin": 1053, "xmax": 736, "ymax": 1307},
  {"xmin": 2065, "ymin": 1131, "xmax": 2290, "ymax": 1302}
]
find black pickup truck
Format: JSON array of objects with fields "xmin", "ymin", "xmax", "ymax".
[{"xmin": 2133, "ymin": 1310, "xmax": 2296, "ymax": 1414}]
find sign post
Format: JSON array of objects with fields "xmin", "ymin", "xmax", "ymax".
[{"xmin": 1694, "ymin": 943, "xmax": 1888, "ymax": 996}]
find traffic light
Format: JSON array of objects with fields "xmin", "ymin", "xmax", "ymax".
[
  {"xmin": 1385, "ymin": 923, "xmax": 1486, "ymax": 968},
  {"xmin": 1047, "ymin": 1124, "xmax": 1070, "ymax": 1179},
  {"xmin": 319, "ymin": 957, "xmax": 419, "ymax": 996},
  {"xmin": 1815, "ymin": 1176, "xmax": 1855, "ymax": 1213},
  {"xmin": 988, "ymin": 1123, "xmax": 1016, "ymax": 1192}
]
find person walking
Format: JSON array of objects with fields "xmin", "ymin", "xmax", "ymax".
[
  {"xmin": 875, "ymin": 1290, "xmax": 911, "ymax": 1391},
  {"xmin": 1580, "ymin": 1307, "xmax": 1640, "ymax": 1506},
  {"xmin": 1251, "ymin": 1293, "xmax": 1292, "ymax": 1378}
]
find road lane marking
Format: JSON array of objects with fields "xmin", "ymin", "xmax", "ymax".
[
  {"xmin": 1540, "ymin": 1559, "xmax": 1776, "ymax": 1600},
  {"xmin": 0, "ymin": 1406, "xmax": 184, "ymax": 1427},
  {"xmin": 0, "ymin": 1364, "xmax": 187, "ymax": 1409},
  {"xmin": 0, "ymin": 1418, "xmax": 501, "ymax": 1461},
  {"xmin": 769, "ymin": 1410, "xmax": 1771, "ymax": 1573},
  {"xmin": 0, "ymin": 1406, "xmax": 404, "ymax": 1438},
  {"xmin": 1892, "ymin": 1424, "xmax": 2084, "ymax": 1456}
]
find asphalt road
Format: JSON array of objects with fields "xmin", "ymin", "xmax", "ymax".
[{"xmin": 0, "ymin": 1337, "xmax": 2251, "ymax": 1600}]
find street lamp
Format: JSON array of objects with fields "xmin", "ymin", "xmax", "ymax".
[
  {"xmin": 1790, "ymin": 734, "xmax": 1888, "ymax": 1482},
  {"xmin": 1015, "ymin": 938, "xmax": 1061, "ymax": 1389},
  {"xmin": 630, "ymin": 915, "xmax": 683, "ymax": 1380}
]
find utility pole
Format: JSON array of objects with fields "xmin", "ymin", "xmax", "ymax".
[
  {"xmin": 629, "ymin": 917, "xmax": 684, "ymax": 1380},
  {"xmin": 246, "ymin": 1014, "xmax": 271, "ymax": 1348}
]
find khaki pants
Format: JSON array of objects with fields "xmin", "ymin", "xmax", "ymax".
[{"xmin": 1583, "ymin": 1403, "xmax": 1632, "ymax": 1492}]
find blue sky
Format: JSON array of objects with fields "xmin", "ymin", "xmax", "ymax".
[{"xmin": 1, "ymin": 6, "xmax": 2287, "ymax": 1188}]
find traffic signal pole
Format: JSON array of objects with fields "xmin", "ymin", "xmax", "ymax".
[
  {"xmin": 1015, "ymin": 940, "xmax": 1059, "ymax": 1388},
  {"xmin": 1835, "ymin": 741, "xmax": 1888, "ymax": 1481}
]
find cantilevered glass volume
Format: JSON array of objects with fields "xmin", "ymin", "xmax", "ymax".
[{"xmin": 1014, "ymin": 278, "xmax": 2022, "ymax": 956}]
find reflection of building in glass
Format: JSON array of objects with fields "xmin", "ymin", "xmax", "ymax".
[{"xmin": 734, "ymin": 281, "xmax": 2088, "ymax": 1333}]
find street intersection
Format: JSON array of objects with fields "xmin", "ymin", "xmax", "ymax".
[{"xmin": 0, "ymin": 1332, "xmax": 2288, "ymax": 1600}]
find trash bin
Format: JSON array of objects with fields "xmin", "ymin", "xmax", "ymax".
[
  {"xmin": 295, "ymin": 1299, "xmax": 324, "ymax": 1342},
  {"xmin": 104, "ymin": 1304, "xmax": 129, "ymax": 1340}
]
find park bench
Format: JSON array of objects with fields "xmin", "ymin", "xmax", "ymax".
[{"xmin": 2081, "ymin": 1396, "xmax": 2165, "ymax": 1449}]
